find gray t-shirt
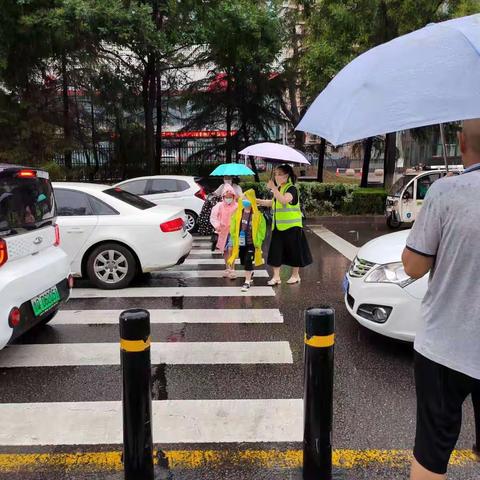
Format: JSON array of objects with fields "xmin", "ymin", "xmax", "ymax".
[{"xmin": 406, "ymin": 171, "xmax": 480, "ymax": 379}]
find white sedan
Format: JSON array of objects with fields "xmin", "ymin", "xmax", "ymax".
[
  {"xmin": 343, "ymin": 230, "xmax": 427, "ymax": 342},
  {"xmin": 114, "ymin": 175, "xmax": 206, "ymax": 233},
  {"xmin": 53, "ymin": 183, "xmax": 193, "ymax": 289}
]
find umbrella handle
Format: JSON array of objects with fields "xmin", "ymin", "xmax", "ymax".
[{"xmin": 439, "ymin": 124, "xmax": 449, "ymax": 173}]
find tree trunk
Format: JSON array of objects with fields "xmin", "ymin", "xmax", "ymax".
[
  {"xmin": 383, "ymin": 132, "xmax": 397, "ymax": 190},
  {"xmin": 316, "ymin": 137, "xmax": 326, "ymax": 182},
  {"xmin": 225, "ymin": 69, "xmax": 233, "ymax": 163},
  {"xmin": 155, "ymin": 70, "xmax": 163, "ymax": 174},
  {"xmin": 61, "ymin": 52, "xmax": 72, "ymax": 174},
  {"xmin": 143, "ymin": 54, "xmax": 156, "ymax": 175},
  {"xmin": 360, "ymin": 138, "xmax": 373, "ymax": 188},
  {"xmin": 249, "ymin": 156, "xmax": 260, "ymax": 183}
]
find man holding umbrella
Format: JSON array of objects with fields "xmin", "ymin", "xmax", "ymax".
[{"xmin": 402, "ymin": 119, "xmax": 480, "ymax": 480}]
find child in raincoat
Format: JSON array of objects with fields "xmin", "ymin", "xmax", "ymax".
[
  {"xmin": 209, "ymin": 184, "xmax": 238, "ymax": 278},
  {"xmin": 228, "ymin": 189, "xmax": 267, "ymax": 292}
]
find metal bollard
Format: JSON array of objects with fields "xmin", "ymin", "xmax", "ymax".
[
  {"xmin": 303, "ymin": 307, "xmax": 335, "ymax": 480},
  {"xmin": 120, "ymin": 309, "xmax": 154, "ymax": 480}
]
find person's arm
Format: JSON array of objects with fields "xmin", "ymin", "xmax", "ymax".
[
  {"xmin": 402, "ymin": 186, "xmax": 442, "ymax": 279},
  {"xmin": 257, "ymin": 198, "xmax": 273, "ymax": 207},
  {"xmin": 267, "ymin": 180, "xmax": 293, "ymax": 205},
  {"xmin": 401, "ymin": 249, "xmax": 435, "ymax": 279},
  {"xmin": 209, "ymin": 204, "xmax": 221, "ymax": 232}
]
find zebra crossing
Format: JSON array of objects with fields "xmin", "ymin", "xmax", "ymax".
[{"xmin": 0, "ymin": 236, "xmax": 299, "ymax": 465}]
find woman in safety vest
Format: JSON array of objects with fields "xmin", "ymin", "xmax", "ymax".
[{"xmin": 257, "ymin": 164, "xmax": 312, "ymax": 285}]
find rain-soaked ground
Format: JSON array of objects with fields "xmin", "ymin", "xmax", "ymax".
[{"xmin": 2, "ymin": 216, "xmax": 478, "ymax": 480}]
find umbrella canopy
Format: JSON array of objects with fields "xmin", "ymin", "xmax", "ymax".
[
  {"xmin": 210, "ymin": 163, "xmax": 254, "ymax": 176},
  {"xmin": 239, "ymin": 142, "xmax": 310, "ymax": 165},
  {"xmin": 296, "ymin": 14, "xmax": 480, "ymax": 146}
]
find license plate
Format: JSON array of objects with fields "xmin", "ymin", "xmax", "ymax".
[
  {"xmin": 31, "ymin": 286, "xmax": 60, "ymax": 317},
  {"xmin": 342, "ymin": 274, "xmax": 349, "ymax": 294}
]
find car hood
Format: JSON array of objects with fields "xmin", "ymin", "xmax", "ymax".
[{"xmin": 357, "ymin": 230, "xmax": 410, "ymax": 265}]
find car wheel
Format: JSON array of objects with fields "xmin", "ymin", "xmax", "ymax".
[
  {"xmin": 87, "ymin": 243, "xmax": 136, "ymax": 289},
  {"xmin": 184, "ymin": 210, "xmax": 198, "ymax": 233},
  {"xmin": 386, "ymin": 214, "xmax": 401, "ymax": 229}
]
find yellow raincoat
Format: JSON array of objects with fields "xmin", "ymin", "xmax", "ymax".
[{"xmin": 228, "ymin": 189, "xmax": 266, "ymax": 267}]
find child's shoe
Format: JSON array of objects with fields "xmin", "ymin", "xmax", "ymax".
[
  {"xmin": 222, "ymin": 269, "xmax": 230, "ymax": 278},
  {"xmin": 228, "ymin": 270, "xmax": 237, "ymax": 279},
  {"xmin": 241, "ymin": 281, "xmax": 251, "ymax": 292}
]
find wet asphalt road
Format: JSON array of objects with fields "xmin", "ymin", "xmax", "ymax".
[{"xmin": 1, "ymin": 216, "xmax": 479, "ymax": 480}]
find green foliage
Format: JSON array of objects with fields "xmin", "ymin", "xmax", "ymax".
[
  {"xmin": 40, "ymin": 161, "xmax": 67, "ymax": 181},
  {"xmin": 340, "ymin": 188, "xmax": 388, "ymax": 215}
]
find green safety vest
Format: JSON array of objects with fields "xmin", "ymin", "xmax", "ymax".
[{"xmin": 273, "ymin": 181, "xmax": 303, "ymax": 230}]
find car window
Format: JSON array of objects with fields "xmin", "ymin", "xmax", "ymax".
[
  {"xmin": 176, "ymin": 180, "xmax": 190, "ymax": 192},
  {"xmin": 88, "ymin": 195, "xmax": 118, "ymax": 215},
  {"xmin": 103, "ymin": 188, "xmax": 155, "ymax": 210},
  {"xmin": 120, "ymin": 179, "xmax": 148, "ymax": 195},
  {"xmin": 149, "ymin": 178, "xmax": 179, "ymax": 194},
  {"xmin": 0, "ymin": 170, "xmax": 55, "ymax": 235},
  {"xmin": 416, "ymin": 173, "xmax": 440, "ymax": 200},
  {"xmin": 55, "ymin": 189, "xmax": 94, "ymax": 216}
]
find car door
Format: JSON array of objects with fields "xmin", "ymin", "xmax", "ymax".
[
  {"xmin": 54, "ymin": 188, "xmax": 99, "ymax": 272},
  {"xmin": 144, "ymin": 178, "xmax": 182, "ymax": 207},
  {"xmin": 413, "ymin": 172, "xmax": 441, "ymax": 219}
]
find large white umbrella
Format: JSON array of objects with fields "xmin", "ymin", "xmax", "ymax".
[
  {"xmin": 296, "ymin": 14, "xmax": 480, "ymax": 149},
  {"xmin": 239, "ymin": 142, "xmax": 310, "ymax": 165}
]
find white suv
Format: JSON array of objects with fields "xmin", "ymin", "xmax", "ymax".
[
  {"xmin": 0, "ymin": 165, "xmax": 71, "ymax": 349},
  {"xmin": 114, "ymin": 175, "xmax": 206, "ymax": 232}
]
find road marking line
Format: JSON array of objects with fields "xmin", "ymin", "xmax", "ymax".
[
  {"xmin": 0, "ymin": 449, "xmax": 477, "ymax": 471},
  {"xmin": 0, "ymin": 341, "xmax": 293, "ymax": 367},
  {"xmin": 52, "ymin": 309, "xmax": 283, "ymax": 325},
  {"xmin": 183, "ymin": 258, "xmax": 240, "ymax": 265},
  {"xmin": 71, "ymin": 286, "xmax": 275, "ymax": 298},
  {"xmin": 0, "ymin": 399, "xmax": 301, "ymax": 445},
  {"xmin": 310, "ymin": 226, "xmax": 359, "ymax": 261},
  {"xmin": 159, "ymin": 269, "xmax": 269, "ymax": 278},
  {"xmin": 188, "ymin": 249, "xmax": 223, "ymax": 255}
]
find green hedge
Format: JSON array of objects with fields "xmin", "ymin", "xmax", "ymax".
[{"xmin": 240, "ymin": 181, "xmax": 386, "ymax": 216}]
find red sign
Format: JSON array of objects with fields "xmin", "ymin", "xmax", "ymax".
[{"xmin": 161, "ymin": 130, "xmax": 238, "ymax": 139}]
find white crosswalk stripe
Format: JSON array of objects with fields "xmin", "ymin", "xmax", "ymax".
[
  {"xmin": 0, "ymin": 342, "xmax": 293, "ymax": 367},
  {"xmin": 0, "ymin": 399, "xmax": 302, "ymax": 445},
  {"xmin": 71, "ymin": 286, "xmax": 275, "ymax": 298},
  {"xmin": 52, "ymin": 309, "xmax": 283, "ymax": 325},
  {"xmin": 159, "ymin": 269, "xmax": 269, "ymax": 277}
]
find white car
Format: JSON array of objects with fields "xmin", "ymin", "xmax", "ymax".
[
  {"xmin": 0, "ymin": 165, "xmax": 71, "ymax": 349},
  {"xmin": 114, "ymin": 175, "xmax": 206, "ymax": 233},
  {"xmin": 53, "ymin": 183, "xmax": 193, "ymax": 289},
  {"xmin": 343, "ymin": 230, "xmax": 427, "ymax": 342}
]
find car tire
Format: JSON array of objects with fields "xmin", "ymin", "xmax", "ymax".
[
  {"xmin": 86, "ymin": 243, "xmax": 137, "ymax": 289},
  {"xmin": 185, "ymin": 210, "xmax": 198, "ymax": 233},
  {"xmin": 386, "ymin": 215, "xmax": 401, "ymax": 229}
]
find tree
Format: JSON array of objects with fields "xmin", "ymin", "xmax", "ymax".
[{"xmin": 182, "ymin": 0, "xmax": 283, "ymax": 163}]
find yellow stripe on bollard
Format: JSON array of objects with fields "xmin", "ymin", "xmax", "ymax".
[
  {"xmin": 304, "ymin": 333, "xmax": 335, "ymax": 348},
  {"xmin": 120, "ymin": 337, "xmax": 151, "ymax": 352}
]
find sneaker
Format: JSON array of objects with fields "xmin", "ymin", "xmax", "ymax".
[
  {"xmin": 228, "ymin": 270, "xmax": 237, "ymax": 279},
  {"xmin": 222, "ymin": 269, "xmax": 230, "ymax": 278},
  {"xmin": 241, "ymin": 281, "xmax": 251, "ymax": 292}
]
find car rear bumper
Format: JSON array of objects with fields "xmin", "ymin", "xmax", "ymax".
[
  {"xmin": 9, "ymin": 278, "xmax": 70, "ymax": 343},
  {"xmin": 0, "ymin": 246, "xmax": 70, "ymax": 349},
  {"xmin": 141, "ymin": 233, "xmax": 193, "ymax": 272},
  {"xmin": 344, "ymin": 274, "xmax": 420, "ymax": 342}
]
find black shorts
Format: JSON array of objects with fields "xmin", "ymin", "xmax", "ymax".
[
  {"xmin": 239, "ymin": 245, "xmax": 255, "ymax": 271},
  {"xmin": 414, "ymin": 352, "xmax": 480, "ymax": 474}
]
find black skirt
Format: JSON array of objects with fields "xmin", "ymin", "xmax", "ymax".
[{"xmin": 267, "ymin": 227, "xmax": 313, "ymax": 268}]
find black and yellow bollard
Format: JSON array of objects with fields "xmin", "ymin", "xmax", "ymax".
[
  {"xmin": 303, "ymin": 307, "xmax": 335, "ymax": 480},
  {"xmin": 120, "ymin": 309, "xmax": 154, "ymax": 480}
]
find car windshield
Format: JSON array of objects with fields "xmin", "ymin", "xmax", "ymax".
[
  {"xmin": 0, "ymin": 169, "xmax": 55, "ymax": 236},
  {"xmin": 389, "ymin": 175, "xmax": 416, "ymax": 196},
  {"xmin": 103, "ymin": 187, "xmax": 155, "ymax": 210}
]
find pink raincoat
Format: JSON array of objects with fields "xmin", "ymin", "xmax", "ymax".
[{"xmin": 209, "ymin": 184, "xmax": 238, "ymax": 251}]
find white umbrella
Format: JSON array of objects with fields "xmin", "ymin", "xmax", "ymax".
[
  {"xmin": 296, "ymin": 14, "xmax": 480, "ymax": 151},
  {"xmin": 239, "ymin": 142, "xmax": 310, "ymax": 165}
]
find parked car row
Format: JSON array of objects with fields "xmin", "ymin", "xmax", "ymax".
[{"xmin": 0, "ymin": 167, "xmax": 194, "ymax": 350}]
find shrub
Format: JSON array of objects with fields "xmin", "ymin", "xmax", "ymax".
[{"xmin": 240, "ymin": 180, "xmax": 386, "ymax": 216}]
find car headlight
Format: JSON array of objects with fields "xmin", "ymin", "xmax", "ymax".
[{"xmin": 364, "ymin": 262, "xmax": 414, "ymax": 287}]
